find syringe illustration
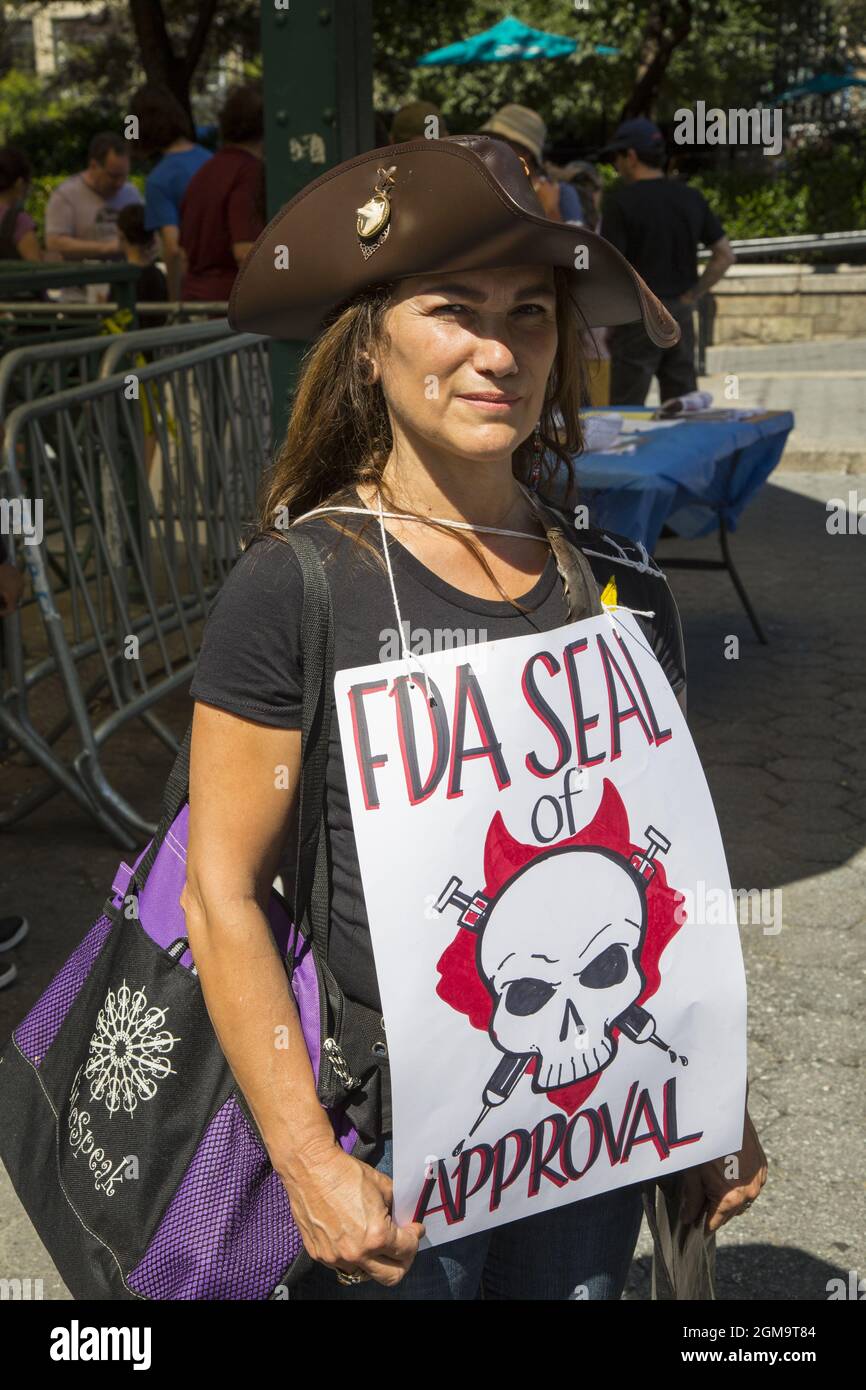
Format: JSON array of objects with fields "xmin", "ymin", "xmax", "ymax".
[{"xmin": 435, "ymin": 825, "xmax": 687, "ymax": 1157}]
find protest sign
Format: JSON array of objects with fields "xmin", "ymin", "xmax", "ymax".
[{"xmin": 334, "ymin": 608, "xmax": 748, "ymax": 1245}]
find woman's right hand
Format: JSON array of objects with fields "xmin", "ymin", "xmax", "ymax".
[{"xmin": 279, "ymin": 1137, "xmax": 425, "ymax": 1287}]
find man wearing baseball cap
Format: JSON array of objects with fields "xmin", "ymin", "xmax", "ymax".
[{"xmin": 598, "ymin": 117, "xmax": 736, "ymax": 405}]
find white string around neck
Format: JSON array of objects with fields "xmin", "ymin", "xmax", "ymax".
[{"xmin": 287, "ymin": 487, "xmax": 655, "ymax": 703}]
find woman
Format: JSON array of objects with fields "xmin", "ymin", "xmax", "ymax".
[
  {"xmin": 183, "ymin": 134, "xmax": 766, "ymax": 1300},
  {"xmin": 0, "ymin": 147, "xmax": 42, "ymax": 264}
]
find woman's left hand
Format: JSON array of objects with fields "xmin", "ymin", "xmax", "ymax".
[{"xmin": 679, "ymin": 1106, "xmax": 768, "ymax": 1233}]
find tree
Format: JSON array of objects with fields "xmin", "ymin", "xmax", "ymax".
[
  {"xmin": 0, "ymin": 0, "xmax": 261, "ymax": 120},
  {"xmin": 622, "ymin": 0, "xmax": 693, "ymax": 118},
  {"xmin": 127, "ymin": 0, "xmax": 218, "ymax": 123},
  {"xmin": 374, "ymin": 0, "xmax": 861, "ymax": 146}
]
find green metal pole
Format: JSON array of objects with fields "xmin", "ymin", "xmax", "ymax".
[{"xmin": 261, "ymin": 0, "xmax": 374, "ymax": 448}]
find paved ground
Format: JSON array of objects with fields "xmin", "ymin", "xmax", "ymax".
[
  {"xmin": 1, "ymin": 469, "xmax": 864, "ymax": 1301},
  {"xmin": 625, "ymin": 469, "xmax": 866, "ymax": 1299}
]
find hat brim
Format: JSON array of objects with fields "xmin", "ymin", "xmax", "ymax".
[{"xmin": 229, "ymin": 137, "xmax": 679, "ymax": 349}]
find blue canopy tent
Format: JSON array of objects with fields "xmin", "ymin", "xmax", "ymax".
[
  {"xmin": 774, "ymin": 71, "xmax": 866, "ymax": 102},
  {"xmin": 416, "ymin": 15, "xmax": 618, "ymax": 67}
]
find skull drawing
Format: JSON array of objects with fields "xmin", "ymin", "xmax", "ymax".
[{"xmin": 478, "ymin": 846, "xmax": 647, "ymax": 1090}]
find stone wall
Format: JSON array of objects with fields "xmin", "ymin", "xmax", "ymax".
[{"xmin": 710, "ymin": 267, "xmax": 866, "ymax": 343}]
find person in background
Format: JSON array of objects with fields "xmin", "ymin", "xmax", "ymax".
[
  {"xmin": 130, "ymin": 84, "xmax": 212, "ymax": 300},
  {"xmin": 0, "ymin": 147, "xmax": 42, "ymax": 263},
  {"xmin": 115, "ymin": 204, "xmax": 168, "ymax": 476},
  {"xmin": 481, "ymin": 105, "xmax": 584, "ymax": 225},
  {"xmin": 0, "ymin": 529, "xmax": 29, "ymax": 990},
  {"xmin": 179, "ymin": 85, "xmax": 265, "ymax": 304},
  {"xmin": 179, "ymin": 84, "xmax": 264, "ymax": 304},
  {"xmin": 548, "ymin": 159, "xmax": 604, "ymax": 232},
  {"xmin": 599, "ymin": 117, "xmax": 735, "ymax": 405},
  {"xmin": 44, "ymin": 132, "xmax": 142, "ymax": 302},
  {"xmin": 389, "ymin": 100, "xmax": 449, "ymax": 143},
  {"xmin": 116, "ymin": 203, "xmax": 168, "ymax": 326},
  {"xmin": 543, "ymin": 158, "xmax": 610, "ymax": 402}
]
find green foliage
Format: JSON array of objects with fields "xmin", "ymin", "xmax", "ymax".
[
  {"xmin": 374, "ymin": 0, "xmax": 789, "ymax": 142},
  {"xmin": 0, "ymin": 71, "xmax": 130, "ymax": 175},
  {"xmin": 373, "ymin": 0, "xmax": 863, "ymax": 152},
  {"xmin": 691, "ymin": 143, "xmax": 866, "ymax": 239},
  {"xmin": 793, "ymin": 143, "xmax": 866, "ymax": 232},
  {"xmin": 692, "ymin": 175, "xmax": 811, "ymax": 240},
  {"xmin": 0, "ymin": 71, "xmax": 64, "ymax": 141}
]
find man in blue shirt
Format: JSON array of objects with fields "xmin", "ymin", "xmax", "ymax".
[{"xmin": 131, "ymin": 86, "xmax": 213, "ymax": 300}]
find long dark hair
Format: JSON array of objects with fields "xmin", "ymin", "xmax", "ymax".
[
  {"xmin": 252, "ymin": 265, "xmax": 590, "ymax": 604},
  {"xmin": 0, "ymin": 146, "xmax": 32, "ymax": 194}
]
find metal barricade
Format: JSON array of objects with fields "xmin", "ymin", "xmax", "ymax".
[
  {"xmin": 0, "ymin": 262, "xmax": 143, "ymax": 352},
  {"xmin": 0, "ymin": 322, "xmax": 236, "ymax": 768},
  {"xmin": 0, "ymin": 319, "xmax": 233, "ymax": 421},
  {"xmin": 0, "ymin": 331, "xmax": 271, "ymax": 846}
]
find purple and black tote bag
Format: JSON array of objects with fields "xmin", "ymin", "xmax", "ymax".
[{"xmin": 0, "ymin": 534, "xmax": 360, "ymax": 1299}]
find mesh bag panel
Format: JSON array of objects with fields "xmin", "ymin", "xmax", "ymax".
[
  {"xmin": 127, "ymin": 1094, "xmax": 302, "ymax": 1300},
  {"xmin": 14, "ymin": 913, "xmax": 114, "ymax": 1065}
]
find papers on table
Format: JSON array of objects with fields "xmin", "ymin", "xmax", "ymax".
[
  {"xmin": 578, "ymin": 411, "xmax": 683, "ymax": 453},
  {"xmin": 661, "ymin": 408, "xmax": 765, "ymax": 421}
]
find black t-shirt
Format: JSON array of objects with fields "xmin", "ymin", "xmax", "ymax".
[
  {"xmin": 189, "ymin": 492, "xmax": 686, "ymax": 1017},
  {"xmin": 601, "ymin": 178, "xmax": 725, "ymax": 301},
  {"xmin": 136, "ymin": 261, "xmax": 169, "ymax": 328}
]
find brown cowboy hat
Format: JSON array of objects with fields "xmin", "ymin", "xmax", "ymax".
[{"xmin": 228, "ymin": 134, "xmax": 679, "ymax": 348}]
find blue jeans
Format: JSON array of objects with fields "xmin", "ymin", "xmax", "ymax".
[{"xmin": 292, "ymin": 1138, "xmax": 646, "ymax": 1301}]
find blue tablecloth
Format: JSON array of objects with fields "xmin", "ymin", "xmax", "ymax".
[{"xmin": 551, "ymin": 409, "xmax": 795, "ymax": 550}]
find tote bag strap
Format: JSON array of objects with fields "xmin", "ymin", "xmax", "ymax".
[
  {"xmin": 131, "ymin": 532, "xmax": 335, "ymax": 968},
  {"xmin": 282, "ymin": 532, "xmax": 334, "ymax": 959}
]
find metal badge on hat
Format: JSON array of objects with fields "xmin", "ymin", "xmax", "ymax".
[{"xmin": 356, "ymin": 165, "xmax": 397, "ymax": 260}]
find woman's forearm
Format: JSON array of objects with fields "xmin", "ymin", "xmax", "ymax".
[{"xmin": 183, "ymin": 893, "xmax": 336, "ymax": 1176}]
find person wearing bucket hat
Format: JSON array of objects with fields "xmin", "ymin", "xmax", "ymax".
[
  {"xmin": 480, "ymin": 105, "xmax": 584, "ymax": 225},
  {"xmin": 185, "ymin": 134, "xmax": 766, "ymax": 1300}
]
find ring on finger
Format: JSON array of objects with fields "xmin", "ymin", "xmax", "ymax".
[{"xmin": 335, "ymin": 1268, "xmax": 369, "ymax": 1286}]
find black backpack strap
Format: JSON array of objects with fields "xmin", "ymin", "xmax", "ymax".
[
  {"xmin": 129, "ymin": 722, "xmax": 193, "ymax": 894},
  {"xmin": 286, "ymin": 533, "xmax": 334, "ymax": 965},
  {"xmin": 131, "ymin": 532, "xmax": 334, "ymax": 978}
]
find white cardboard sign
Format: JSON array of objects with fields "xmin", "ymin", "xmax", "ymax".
[{"xmin": 334, "ymin": 609, "xmax": 747, "ymax": 1245}]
